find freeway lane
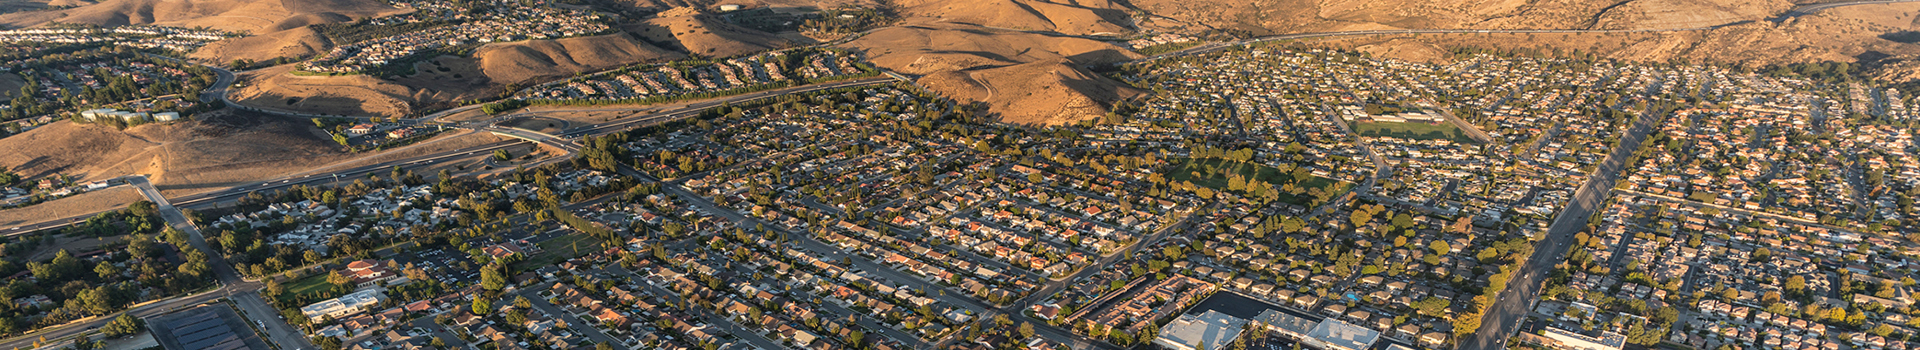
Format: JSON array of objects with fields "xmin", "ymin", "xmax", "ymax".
[
  {"xmin": 0, "ymin": 70, "xmax": 902, "ymax": 350},
  {"xmin": 129, "ymin": 175, "xmax": 320, "ymax": 350},
  {"xmin": 6, "ymin": 141, "xmax": 518, "ymax": 237}
]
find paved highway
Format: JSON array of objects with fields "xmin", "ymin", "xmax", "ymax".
[{"xmin": 0, "ymin": 66, "xmax": 901, "ymax": 350}]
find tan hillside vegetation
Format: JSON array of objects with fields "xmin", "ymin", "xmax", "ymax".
[
  {"xmin": 919, "ymin": 60, "xmax": 1141, "ymax": 125},
  {"xmin": 842, "ymin": 24, "xmax": 1140, "ymax": 74},
  {"xmin": 189, "ymin": 26, "xmax": 333, "ymax": 64},
  {"xmin": 231, "ymin": 64, "xmax": 430, "ymax": 118},
  {"xmin": 1115, "ymin": 0, "xmax": 1790, "ymax": 35},
  {"xmin": 0, "ymin": 110, "xmax": 353, "ymax": 197},
  {"xmin": 233, "ymin": 34, "xmax": 680, "ymax": 118},
  {"xmin": 1588, "ymin": 0, "xmax": 1794, "ymax": 30},
  {"xmin": 0, "ymin": 186, "xmax": 141, "ymax": 229},
  {"xmin": 475, "ymin": 33, "xmax": 685, "ymax": 85},
  {"xmin": 892, "ymin": 0, "xmax": 1132, "ymax": 36},
  {"xmin": 0, "ymin": 0, "xmax": 401, "ymax": 33},
  {"xmin": 0, "ymin": 0, "xmax": 95, "ymax": 16},
  {"xmin": 629, "ymin": 10, "xmax": 794, "ymax": 57},
  {"xmin": 1311, "ymin": 2, "xmax": 1920, "ymax": 72},
  {"xmin": 841, "ymin": 23, "xmax": 1139, "ymax": 124}
]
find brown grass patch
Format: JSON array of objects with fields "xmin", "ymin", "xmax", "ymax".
[
  {"xmin": 190, "ymin": 26, "xmax": 334, "ymax": 64},
  {"xmin": 0, "ymin": 186, "xmax": 141, "ymax": 229},
  {"xmin": 0, "ymin": 0, "xmax": 400, "ymax": 33},
  {"xmin": 893, "ymin": 0, "xmax": 1132, "ymax": 36},
  {"xmin": 474, "ymin": 34, "xmax": 683, "ymax": 86},
  {"xmin": 628, "ymin": 13, "xmax": 793, "ymax": 57}
]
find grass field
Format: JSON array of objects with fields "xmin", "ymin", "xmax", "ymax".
[
  {"xmin": 284, "ymin": 273, "xmax": 336, "ymax": 299},
  {"xmin": 1166, "ymin": 158, "xmax": 1351, "ymax": 206},
  {"xmin": 0, "ymin": 186, "xmax": 142, "ymax": 228},
  {"xmin": 513, "ymin": 233, "xmax": 604, "ymax": 270},
  {"xmin": 1351, "ymin": 121, "xmax": 1477, "ymax": 144},
  {"xmin": 501, "ymin": 117, "xmax": 569, "ymax": 135}
]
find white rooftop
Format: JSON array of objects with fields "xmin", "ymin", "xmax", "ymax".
[
  {"xmin": 1156, "ymin": 310, "xmax": 1249, "ymax": 350},
  {"xmin": 1307, "ymin": 318, "xmax": 1381, "ymax": 350}
]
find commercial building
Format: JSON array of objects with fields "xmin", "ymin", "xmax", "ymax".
[
  {"xmin": 300, "ymin": 289, "xmax": 387, "ymax": 320},
  {"xmin": 1541, "ymin": 327, "xmax": 1626, "ymax": 350},
  {"xmin": 1253, "ymin": 309, "xmax": 1320, "ymax": 339},
  {"xmin": 1303, "ymin": 319, "xmax": 1381, "ymax": 350},
  {"xmin": 1154, "ymin": 310, "xmax": 1250, "ymax": 350},
  {"xmin": 148, "ymin": 305, "xmax": 271, "ymax": 350},
  {"xmin": 343, "ymin": 259, "xmax": 396, "ymax": 288}
]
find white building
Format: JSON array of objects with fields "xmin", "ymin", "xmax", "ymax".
[
  {"xmin": 1304, "ymin": 319, "xmax": 1380, "ymax": 350},
  {"xmin": 1155, "ymin": 310, "xmax": 1249, "ymax": 350},
  {"xmin": 1542, "ymin": 327, "xmax": 1626, "ymax": 350},
  {"xmin": 300, "ymin": 289, "xmax": 387, "ymax": 320}
]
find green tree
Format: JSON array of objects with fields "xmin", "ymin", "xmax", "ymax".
[
  {"xmin": 326, "ymin": 270, "xmax": 352, "ymax": 288},
  {"xmin": 78, "ymin": 286, "xmax": 121, "ymax": 316},
  {"xmin": 102, "ymin": 313, "xmax": 144, "ymax": 337},
  {"xmin": 94, "ymin": 260, "xmax": 119, "ymax": 280},
  {"xmin": 314, "ymin": 336, "xmax": 343, "ymax": 350},
  {"xmin": 1429, "ymin": 240, "xmax": 1451, "ymax": 255},
  {"xmin": 481, "ymin": 264, "xmax": 507, "ymax": 291},
  {"xmin": 472, "ymin": 298, "xmax": 493, "ymax": 315},
  {"xmin": 126, "ymin": 236, "xmax": 158, "ymax": 258}
]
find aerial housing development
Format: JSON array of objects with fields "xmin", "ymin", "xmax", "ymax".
[
  {"xmin": 9, "ymin": 1, "xmax": 1920, "ymax": 350},
  {"xmin": 299, "ymin": 0, "xmax": 612, "ymax": 74}
]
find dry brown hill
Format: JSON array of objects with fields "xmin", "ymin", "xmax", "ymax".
[
  {"xmin": 475, "ymin": 33, "xmax": 685, "ymax": 85},
  {"xmin": 0, "ymin": 110, "xmax": 349, "ymax": 195},
  {"xmin": 841, "ymin": 23, "xmax": 1140, "ymax": 124},
  {"xmin": 189, "ymin": 26, "xmax": 332, "ymax": 64},
  {"xmin": 843, "ymin": 24, "xmax": 1139, "ymax": 74},
  {"xmin": 1114, "ymin": 0, "xmax": 1792, "ymax": 35},
  {"xmin": 231, "ymin": 34, "xmax": 681, "ymax": 118},
  {"xmin": 919, "ymin": 60, "xmax": 1141, "ymax": 125},
  {"xmin": 628, "ymin": 11, "xmax": 794, "ymax": 57},
  {"xmin": 1588, "ymin": 0, "xmax": 1793, "ymax": 30},
  {"xmin": 232, "ymin": 64, "xmax": 428, "ymax": 118},
  {"xmin": 0, "ymin": 0, "xmax": 400, "ymax": 33},
  {"xmin": 1318, "ymin": 2, "xmax": 1920, "ymax": 71},
  {"xmin": 3, "ymin": 0, "xmax": 401, "ymax": 66},
  {"xmin": 892, "ymin": 0, "xmax": 1132, "ymax": 36}
]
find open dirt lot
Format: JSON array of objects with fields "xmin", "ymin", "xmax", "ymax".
[
  {"xmin": 0, "ymin": 186, "xmax": 141, "ymax": 229},
  {"xmin": 285, "ymin": 131, "xmax": 510, "ymax": 177}
]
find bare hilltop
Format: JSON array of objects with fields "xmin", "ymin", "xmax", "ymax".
[{"xmin": 7, "ymin": 0, "xmax": 1920, "ymax": 124}]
